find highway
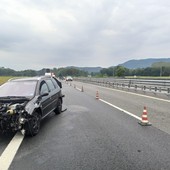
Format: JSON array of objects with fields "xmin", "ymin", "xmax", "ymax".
[
  {"xmin": 72, "ymin": 80, "xmax": 170, "ymax": 135},
  {"xmin": 0, "ymin": 82, "xmax": 170, "ymax": 170}
]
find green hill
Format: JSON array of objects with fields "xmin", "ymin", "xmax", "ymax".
[{"xmin": 120, "ymin": 58, "xmax": 170, "ymax": 69}]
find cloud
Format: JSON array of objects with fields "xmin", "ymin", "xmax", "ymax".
[{"xmin": 0, "ymin": 0, "xmax": 170, "ymax": 70}]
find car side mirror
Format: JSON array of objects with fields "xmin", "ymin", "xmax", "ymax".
[
  {"xmin": 37, "ymin": 92, "xmax": 49, "ymax": 104},
  {"xmin": 37, "ymin": 92, "xmax": 49, "ymax": 101}
]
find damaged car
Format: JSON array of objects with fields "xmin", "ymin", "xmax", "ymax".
[{"xmin": 0, "ymin": 76, "xmax": 64, "ymax": 136}]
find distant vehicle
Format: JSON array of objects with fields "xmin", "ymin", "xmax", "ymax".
[
  {"xmin": 0, "ymin": 76, "xmax": 64, "ymax": 136},
  {"xmin": 66, "ymin": 76, "xmax": 73, "ymax": 81}
]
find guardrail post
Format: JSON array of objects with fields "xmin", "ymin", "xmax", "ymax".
[
  {"xmin": 168, "ymin": 88, "xmax": 170, "ymax": 93},
  {"xmin": 143, "ymin": 86, "xmax": 146, "ymax": 90},
  {"xmin": 107, "ymin": 81, "xmax": 109, "ymax": 87},
  {"xmin": 112, "ymin": 83, "xmax": 114, "ymax": 87}
]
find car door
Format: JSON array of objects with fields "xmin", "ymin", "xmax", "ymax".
[
  {"xmin": 39, "ymin": 80, "xmax": 52, "ymax": 117},
  {"xmin": 45, "ymin": 79, "xmax": 59, "ymax": 111}
]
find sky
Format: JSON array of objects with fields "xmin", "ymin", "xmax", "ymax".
[{"xmin": 0, "ymin": 0, "xmax": 170, "ymax": 71}]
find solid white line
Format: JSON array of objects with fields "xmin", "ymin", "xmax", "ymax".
[
  {"xmin": 99, "ymin": 99, "xmax": 141, "ymax": 121},
  {"xmin": 0, "ymin": 132, "xmax": 24, "ymax": 170}
]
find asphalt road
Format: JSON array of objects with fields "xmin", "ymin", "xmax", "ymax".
[
  {"xmin": 71, "ymin": 80, "xmax": 170, "ymax": 135},
  {"xmin": 1, "ymin": 82, "xmax": 170, "ymax": 170}
]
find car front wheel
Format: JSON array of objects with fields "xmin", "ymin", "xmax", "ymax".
[{"xmin": 25, "ymin": 112, "xmax": 41, "ymax": 136}]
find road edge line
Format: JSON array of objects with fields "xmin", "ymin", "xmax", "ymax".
[{"xmin": 0, "ymin": 132, "xmax": 24, "ymax": 170}]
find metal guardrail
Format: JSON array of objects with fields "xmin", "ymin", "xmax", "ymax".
[{"xmin": 74, "ymin": 77, "xmax": 170, "ymax": 94}]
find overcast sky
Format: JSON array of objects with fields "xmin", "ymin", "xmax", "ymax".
[{"xmin": 0, "ymin": 0, "xmax": 170, "ymax": 70}]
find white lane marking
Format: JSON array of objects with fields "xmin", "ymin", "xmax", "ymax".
[
  {"xmin": 99, "ymin": 99, "xmax": 141, "ymax": 121},
  {"xmin": 0, "ymin": 132, "xmax": 24, "ymax": 170},
  {"xmin": 88, "ymin": 83, "xmax": 170, "ymax": 103}
]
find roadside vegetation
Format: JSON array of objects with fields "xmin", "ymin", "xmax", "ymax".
[
  {"xmin": 0, "ymin": 61, "xmax": 170, "ymax": 79},
  {"xmin": 98, "ymin": 62, "xmax": 170, "ymax": 78},
  {"xmin": 0, "ymin": 76, "xmax": 14, "ymax": 85},
  {"xmin": 0, "ymin": 67, "xmax": 88, "ymax": 78}
]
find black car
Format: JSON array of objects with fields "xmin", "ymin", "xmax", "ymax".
[{"xmin": 0, "ymin": 76, "xmax": 64, "ymax": 136}]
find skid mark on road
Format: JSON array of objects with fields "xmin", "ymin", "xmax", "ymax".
[{"xmin": 0, "ymin": 132, "xmax": 24, "ymax": 170}]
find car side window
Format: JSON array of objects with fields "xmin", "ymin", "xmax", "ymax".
[
  {"xmin": 46, "ymin": 79, "xmax": 56, "ymax": 91},
  {"xmin": 40, "ymin": 82, "xmax": 49, "ymax": 95}
]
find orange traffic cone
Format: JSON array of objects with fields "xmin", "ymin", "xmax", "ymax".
[
  {"xmin": 138, "ymin": 106, "xmax": 151, "ymax": 126},
  {"xmin": 96, "ymin": 91, "xmax": 99, "ymax": 100}
]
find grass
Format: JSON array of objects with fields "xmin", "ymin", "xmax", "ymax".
[{"xmin": 0, "ymin": 76, "xmax": 15, "ymax": 85}]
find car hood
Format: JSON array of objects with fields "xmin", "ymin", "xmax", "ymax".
[{"xmin": 0, "ymin": 96, "xmax": 30, "ymax": 104}]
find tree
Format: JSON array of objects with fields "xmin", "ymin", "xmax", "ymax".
[
  {"xmin": 114, "ymin": 66, "xmax": 126, "ymax": 77},
  {"xmin": 100, "ymin": 67, "xmax": 114, "ymax": 77}
]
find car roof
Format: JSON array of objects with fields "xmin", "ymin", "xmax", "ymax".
[{"xmin": 8, "ymin": 76, "xmax": 52, "ymax": 82}]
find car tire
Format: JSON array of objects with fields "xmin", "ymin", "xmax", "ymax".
[
  {"xmin": 54, "ymin": 99, "xmax": 62, "ymax": 114},
  {"xmin": 25, "ymin": 112, "xmax": 41, "ymax": 136}
]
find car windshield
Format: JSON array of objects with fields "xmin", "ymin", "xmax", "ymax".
[{"xmin": 0, "ymin": 80, "xmax": 37, "ymax": 97}]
